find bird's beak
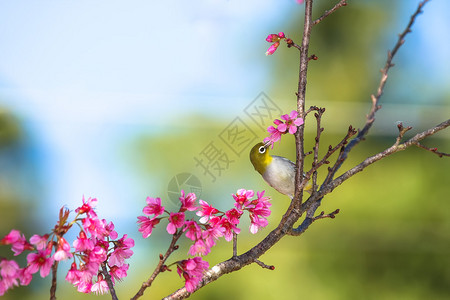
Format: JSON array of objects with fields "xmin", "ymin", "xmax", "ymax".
[{"xmin": 263, "ymin": 140, "xmax": 272, "ymax": 149}]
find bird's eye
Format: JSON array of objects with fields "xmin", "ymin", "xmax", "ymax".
[{"xmin": 258, "ymin": 146, "xmax": 266, "ymax": 154}]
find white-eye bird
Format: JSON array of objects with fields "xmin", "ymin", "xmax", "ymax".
[{"xmin": 250, "ymin": 142, "xmax": 311, "ymax": 199}]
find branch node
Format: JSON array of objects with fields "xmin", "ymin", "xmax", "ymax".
[
  {"xmin": 313, "ymin": 209, "xmax": 340, "ymax": 221},
  {"xmin": 254, "ymin": 259, "xmax": 275, "ymax": 270},
  {"xmin": 308, "ymin": 54, "xmax": 318, "ymax": 61}
]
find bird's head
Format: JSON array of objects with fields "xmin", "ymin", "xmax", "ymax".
[{"xmin": 249, "ymin": 141, "xmax": 273, "ymax": 175}]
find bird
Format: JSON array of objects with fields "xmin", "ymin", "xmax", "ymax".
[{"xmin": 249, "ymin": 141, "xmax": 312, "ymax": 199}]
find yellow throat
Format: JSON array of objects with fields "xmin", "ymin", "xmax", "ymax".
[{"xmin": 249, "ymin": 142, "xmax": 272, "ymax": 175}]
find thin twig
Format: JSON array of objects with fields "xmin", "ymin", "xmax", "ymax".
[
  {"xmin": 312, "ymin": 0, "xmax": 347, "ymax": 26},
  {"xmin": 321, "ymin": 119, "xmax": 450, "ymax": 196},
  {"xmin": 312, "ymin": 108, "xmax": 325, "ymax": 192},
  {"xmin": 306, "ymin": 125, "xmax": 357, "ymax": 181},
  {"xmin": 131, "ymin": 230, "xmax": 183, "ymax": 300},
  {"xmin": 312, "ymin": 209, "xmax": 340, "ymax": 221},
  {"xmin": 415, "ymin": 142, "xmax": 450, "ymax": 157},
  {"xmin": 254, "ymin": 259, "xmax": 275, "ymax": 270},
  {"xmin": 323, "ymin": 0, "xmax": 431, "ymax": 185}
]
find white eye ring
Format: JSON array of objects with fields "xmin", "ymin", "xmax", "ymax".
[{"xmin": 258, "ymin": 146, "xmax": 266, "ymax": 154}]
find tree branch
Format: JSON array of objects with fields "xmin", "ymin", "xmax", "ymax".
[
  {"xmin": 101, "ymin": 263, "xmax": 118, "ymax": 300},
  {"xmin": 50, "ymin": 261, "xmax": 59, "ymax": 300},
  {"xmin": 415, "ymin": 142, "xmax": 450, "ymax": 157},
  {"xmin": 324, "ymin": 0, "xmax": 431, "ymax": 184},
  {"xmin": 162, "ymin": 1, "xmax": 444, "ymax": 298},
  {"xmin": 293, "ymin": 0, "xmax": 313, "ymax": 209},
  {"xmin": 131, "ymin": 230, "xmax": 183, "ymax": 300},
  {"xmin": 312, "ymin": 0, "xmax": 347, "ymax": 26},
  {"xmin": 320, "ymin": 119, "xmax": 450, "ymax": 196}
]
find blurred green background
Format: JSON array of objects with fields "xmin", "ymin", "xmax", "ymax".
[{"xmin": 1, "ymin": 0, "xmax": 449, "ymax": 299}]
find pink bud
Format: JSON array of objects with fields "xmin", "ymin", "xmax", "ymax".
[
  {"xmin": 278, "ymin": 32, "xmax": 285, "ymax": 38},
  {"xmin": 265, "ymin": 42, "xmax": 280, "ymax": 56},
  {"xmin": 265, "ymin": 34, "xmax": 278, "ymax": 43}
]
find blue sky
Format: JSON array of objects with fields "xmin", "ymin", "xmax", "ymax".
[{"xmin": 0, "ymin": 1, "xmax": 449, "ymax": 230}]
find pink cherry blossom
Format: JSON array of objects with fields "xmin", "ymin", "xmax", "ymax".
[
  {"xmin": 233, "ymin": 189, "xmax": 254, "ymax": 211},
  {"xmin": 73, "ymin": 231, "xmax": 95, "ymax": 252},
  {"xmin": 143, "ymin": 197, "xmax": 165, "ymax": 217},
  {"xmin": 75, "ymin": 196, "xmax": 98, "ymax": 218},
  {"xmin": 0, "ymin": 229, "xmax": 21, "ymax": 244},
  {"xmin": 29, "ymin": 234, "xmax": 49, "ymax": 251},
  {"xmin": 281, "ymin": 110, "xmax": 304, "ymax": 134},
  {"xmin": 188, "ymin": 239, "xmax": 210, "ymax": 256},
  {"xmin": 176, "ymin": 257, "xmax": 209, "ymax": 293},
  {"xmin": 65, "ymin": 262, "xmax": 81, "ymax": 284},
  {"xmin": 26, "ymin": 249, "xmax": 54, "ymax": 278},
  {"xmin": 109, "ymin": 264, "xmax": 129, "ymax": 283},
  {"xmin": 89, "ymin": 245, "xmax": 107, "ymax": 264},
  {"xmin": 202, "ymin": 221, "xmax": 224, "ymax": 248},
  {"xmin": 225, "ymin": 208, "xmax": 243, "ymax": 225},
  {"xmin": 196, "ymin": 200, "xmax": 219, "ymax": 224},
  {"xmin": 18, "ymin": 267, "xmax": 33, "ymax": 286},
  {"xmin": 91, "ymin": 274, "xmax": 109, "ymax": 295},
  {"xmin": 53, "ymin": 237, "xmax": 73, "ymax": 261},
  {"xmin": 218, "ymin": 218, "xmax": 240, "ymax": 242},
  {"xmin": 76, "ymin": 280, "xmax": 92, "ymax": 293},
  {"xmin": 166, "ymin": 212, "xmax": 186, "ymax": 234},
  {"xmin": 0, "ymin": 259, "xmax": 20, "ymax": 279},
  {"xmin": 0, "ymin": 229, "xmax": 33, "ymax": 256},
  {"xmin": 249, "ymin": 213, "xmax": 269, "ymax": 234},
  {"xmin": 183, "ymin": 221, "xmax": 202, "ymax": 241},
  {"xmin": 179, "ymin": 190, "xmax": 198, "ymax": 212},
  {"xmin": 104, "ymin": 220, "xmax": 118, "ymax": 240},
  {"xmin": 264, "ymin": 110, "xmax": 304, "ymax": 144},
  {"xmin": 137, "ymin": 216, "xmax": 160, "ymax": 238},
  {"xmin": 109, "ymin": 234, "xmax": 134, "ymax": 267}
]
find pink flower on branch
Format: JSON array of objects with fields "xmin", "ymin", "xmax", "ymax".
[
  {"xmin": 176, "ymin": 257, "xmax": 209, "ymax": 293},
  {"xmin": 109, "ymin": 234, "xmax": 134, "ymax": 267},
  {"xmin": 109, "ymin": 264, "xmax": 129, "ymax": 284},
  {"xmin": 75, "ymin": 196, "xmax": 98, "ymax": 218},
  {"xmin": 232, "ymin": 189, "xmax": 254, "ymax": 211},
  {"xmin": 26, "ymin": 249, "xmax": 54, "ymax": 278},
  {"xmin": 0, "ymin": 229, "xmax": 33, "ymax": 256},
  {"xmin": 196, "ymin": 200, "xmax": 219, "ymax": 224},
  {"xmin": 264, "ymin": 110, "xmax": 304, "ymax": 146},
  {"xmin": 29, "ymin": 234, "xmax": 49, "ymax": 251},
  {"xmin": 179, "ymin": 190, "xmax": 198, "ymax": 212},
  {"xmin": 53, "ymin": 237, "xmax": 73, "ymax": 261},
  {"xmin": 166, "ymin": 212, "xmax": 186, "ymax": 235},
  {"xmin": 73, "ymin": 231, "xmax": 94, "ymax": 252},
  {"xmin": 143, "ymin": 197, "xmax": 165, "ymax": 217},
  {"xmin": 183, "ymin": 221, "xmax": 202, "ymax": 241},
  {"xmin": 91, "ymin": 274, "xmax": 109, "ymax": 295},
  {"xmin": 188, "ymin": 239, "xmax": 210, "ymax": 256}
]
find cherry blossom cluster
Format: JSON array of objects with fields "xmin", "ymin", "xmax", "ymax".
[
  {"xmin": 264, "ymin": 110, "xmax": 304, "ymax": 146},
  {"xmin": 137, "ymin": 188, "xmax": 271, "ymax": 292},
  {"xmin": 0, "ymin": 197, "xmax": 133, "ymax": 296}
]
